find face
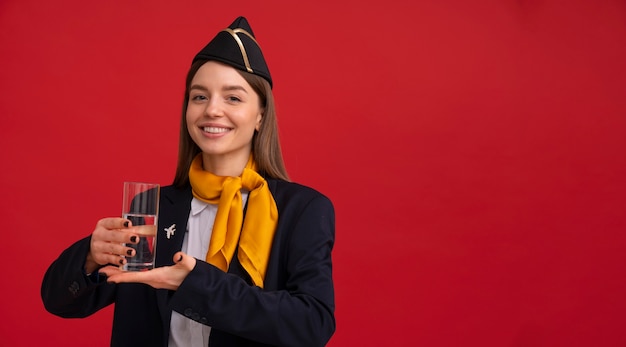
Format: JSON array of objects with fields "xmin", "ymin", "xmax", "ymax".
[{"xmin": 186, "ymin": 61, "xmax": 263, "ymax": 173}]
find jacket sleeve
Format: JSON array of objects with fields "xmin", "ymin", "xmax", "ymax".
[
  {"xmin": 169, "ymin": 194, "xmax": 336, "ymax": 347},
  {"xmin": 41, "ymin": 236, "xmax": 117, "ymax": 318}
]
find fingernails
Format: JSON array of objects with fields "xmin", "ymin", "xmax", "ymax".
[
  {"xmin": 126, "ymin": 250, "xmax": 133, "ymax": 256},
  {"xmin": 178, "ymin": 254, "xmax": 183, "ymax": 262},
  {"xmin": 130, "ymin": 236, "xmax": 138, "ymax": 243},
  {"xmin": 119, "ymin": 259, "xmax": 124, "ymax": 265},
  {"xmin": 123, "ymin": 221, "xmax": 129, "ymax": 228}
]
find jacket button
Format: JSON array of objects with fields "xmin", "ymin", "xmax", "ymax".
[
  {"xmin": 184, "ymin": 308, "xmax": 193, "ymax": 317},
  {"xmin": 68, "ymin": 281, "xmax": 80, "ymax": 297}
]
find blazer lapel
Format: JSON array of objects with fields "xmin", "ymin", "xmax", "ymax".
[
  {"xmin": 156, "ymin": 185, "xmax": 191, "ymax": 266},
  {"xmin": 154, "ymin": 185, "xmax": 192, "ymax": 341}
]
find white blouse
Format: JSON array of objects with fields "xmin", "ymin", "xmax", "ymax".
[{"xmin": 169, "ymin": 192, "xmax": 249, "ymax": 347}]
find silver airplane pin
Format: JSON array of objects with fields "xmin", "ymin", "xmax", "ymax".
[{"xmin": 165, "ymin": 224, "xmax": 176, "ymax": 239}]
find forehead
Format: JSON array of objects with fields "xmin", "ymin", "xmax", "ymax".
[{"xmin": 191, "ymin": 61, "xmax": 251, "ymax": 88}]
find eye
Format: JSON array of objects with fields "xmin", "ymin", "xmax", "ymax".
[
  {"xmin": 227, "ymin": 95, "xmax": 242, "ymax": 103},
  {"xmin": 191, "ymin": 94, "xmax": 207, "ymax": 101}
]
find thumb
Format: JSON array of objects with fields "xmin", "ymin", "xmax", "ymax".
[{"xmin": 173, "ymin": 251, "xmax": 196, "ymax": 271}]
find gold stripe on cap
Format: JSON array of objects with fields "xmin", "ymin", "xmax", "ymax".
[{"xmin": 221, "ymin": 28, "xmax": 260, "ymax": 73}]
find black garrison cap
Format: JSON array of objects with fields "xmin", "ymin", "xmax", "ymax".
[{"xmin": 193, "ymin": 16, "xmax": 273, "ymax": 88}]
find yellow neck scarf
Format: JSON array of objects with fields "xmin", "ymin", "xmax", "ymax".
[{"xmin": 188, "ymin": 154, "xmax": 278, "ymax": 288}]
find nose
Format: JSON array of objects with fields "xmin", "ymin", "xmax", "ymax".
[{"xmin": 204, "ymin": 98, "xmax": 224, "ymax": 118}]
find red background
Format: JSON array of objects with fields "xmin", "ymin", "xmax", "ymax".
[{"xmin": 1, "ymin": 0, "xmax": 625, "ymax": 346}]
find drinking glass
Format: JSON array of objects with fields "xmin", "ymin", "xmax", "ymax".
[{"xmin": 122, "ymin": 182, "xmax": 160, "ymax": 271}]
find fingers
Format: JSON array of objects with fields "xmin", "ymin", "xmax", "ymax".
[
  {"xmin": 99, "ymin": 266, "xmax": 150, "ymax": 284},
  {"xmin": 94, "ymin": 218, "xmax": 137, "ymax": 243},
  {"xmin": 98, "ymin": 217, "xmax": 132, "ymax": 230},
  {"xmin": 174, "ymin": 252, "xmax": 184, "ymax": 263},
  {"xmin": 173, "ymin": 252, "xmax": 196, "ymax": 272},
  {"xmin": 91, "ymin": 244, "xmax": 134, "ymax": 267},
  {"xmin": 89, "ymin": 217, "xmax": 140, "ymax": 267},
  {"xmin": 98, "ymin": 265, "xmax": 122, "ymax": 277}
]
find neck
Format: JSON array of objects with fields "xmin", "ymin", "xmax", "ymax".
[{"xmin": 201, "ymin": 152, "xmax": 250, "ymax": 177}]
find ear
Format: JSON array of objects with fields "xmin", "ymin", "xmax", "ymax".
[{"xmin": 255, "ymin": 111, "xmax": 263, "ymax": 131}]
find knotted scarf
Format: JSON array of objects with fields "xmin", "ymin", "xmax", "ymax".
[{"xmin": 188, "ymin": 154, "xmax": 278, "ymax": 288}]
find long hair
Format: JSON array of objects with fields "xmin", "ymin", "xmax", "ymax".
[{"xmin": 173, "ymin": 60, "xmax": 289, "ymax": 187}]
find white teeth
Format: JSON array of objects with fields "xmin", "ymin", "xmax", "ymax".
[{"xmin": 203, "ymin": 127, "xmax": 229, "ymax": 134}]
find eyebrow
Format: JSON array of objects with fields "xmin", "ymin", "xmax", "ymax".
[{"xmin": 189, "ymin": 84, "xmax": 248, "ymax": 94}]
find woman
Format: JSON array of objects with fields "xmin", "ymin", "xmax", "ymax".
[{"xmin": 41, "ymin": 16, "xmax": 335, "ymax": 347}]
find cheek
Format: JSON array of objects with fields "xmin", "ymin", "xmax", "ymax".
[{"xmin": 185, "ymin": 106, "xmax": 195, "ymax": 126}]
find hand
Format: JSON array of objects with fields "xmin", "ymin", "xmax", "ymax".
[
  {"xmin": 86, "ymin": 218, "xmax": 139, "ymax": 274},
  {"xmin": 98, "ymin": 252, "xmax": 196, "ymax": 291}
]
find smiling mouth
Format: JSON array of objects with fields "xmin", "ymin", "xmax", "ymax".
[{"xmin": 203, "ymin": 126, "xmax": 231, "ymax": 134}]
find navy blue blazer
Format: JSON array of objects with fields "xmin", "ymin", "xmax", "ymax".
[{"xmin": 41, "ymin": 179, "xmax": 336, "ymax": 347}]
